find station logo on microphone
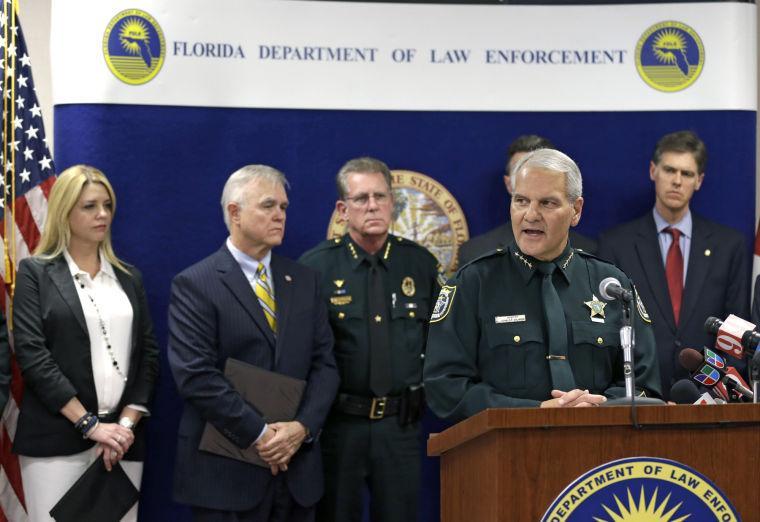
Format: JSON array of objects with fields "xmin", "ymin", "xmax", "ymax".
[
  {"xmin": 103, "ymin": 9, "xmax": 166, "ymax": 85},
  {"xmin": 542, "ymin": 457, "xmax": 739, "ymax": 521},
  {"xmin": 635, "ymin": 21, "xmax": 704, "ymax": 92}
]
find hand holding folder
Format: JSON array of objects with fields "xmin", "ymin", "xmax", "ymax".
[{"xmin": 199, "ymin": 358, "xmax": 306, "ymax": 467}]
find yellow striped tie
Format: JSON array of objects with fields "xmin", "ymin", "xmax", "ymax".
[{"xmin": 254, "ymin": 264, "xmax": 277, "ymax": 333}]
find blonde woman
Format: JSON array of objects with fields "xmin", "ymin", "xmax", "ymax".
[{"xmin": 12, "ymin": 165, "xmax": 159, "ymax": 521}]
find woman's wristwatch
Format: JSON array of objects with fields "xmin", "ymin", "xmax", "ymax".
[{"xmin": 118, "ymin": 417, "xmax": 136, "ymax": 430}]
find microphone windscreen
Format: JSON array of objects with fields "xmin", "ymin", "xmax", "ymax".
[
  {"xmin": 670, "ymin": 379, "xmax": 702, "ymax": 404},
  {"xmin": 704, "ymin": 316, "xmax": 722, "ymax": 335},
  {"xmin": 678, "ymin": 348, "xmax": 704, "ymax": 372}
]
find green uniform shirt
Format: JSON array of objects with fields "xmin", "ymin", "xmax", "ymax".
[
  {"xmin": 300, "ymin": 234, "xmax": 442, "ymax": 397},
  {"xmin": 423, "ymin": 242, "xmax": 662, "ymax": 422}
]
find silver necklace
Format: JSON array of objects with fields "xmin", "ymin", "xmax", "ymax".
[{"xmin": 74, "ymin": 273, "xmax": 127, "ymax": 382}]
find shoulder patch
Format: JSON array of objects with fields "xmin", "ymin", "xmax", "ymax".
[
  {"xmin": 430, "ymin": 285, "xmax": 457, "ymax": 323},
  {"xmin": 634, "ymin": 284, "xmax": 651, "ymax": 323}
]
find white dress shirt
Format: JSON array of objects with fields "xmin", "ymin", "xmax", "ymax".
[
  {"xmin": 226, "ymin": 237, "xmax": 275, "ymax": 297},
  {"xmin": 63, "ymin": 250, "xmax": 133, "ymax": 414}
]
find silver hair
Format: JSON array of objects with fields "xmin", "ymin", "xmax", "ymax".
[
  {"xmin": 221, "ymin": 164, "xmax": 289, "ymax": 230},
  {"xmin": 336, "ymin": 157, "xmax": 392, "ymax": 199},
  {"xmin": 510, "ymin": 148, "xmax": 583, "ymax": 202}
]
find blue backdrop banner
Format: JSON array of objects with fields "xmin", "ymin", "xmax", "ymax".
[{"xmin": 51, "ymin": 1, "xmax": 757, "ymax": 520}]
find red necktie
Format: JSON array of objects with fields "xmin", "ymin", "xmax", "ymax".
[{"xmin": 665, "ymin": 227, "xmax": 683, "ymax": 325}]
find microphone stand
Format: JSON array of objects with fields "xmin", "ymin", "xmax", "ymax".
[
  {"xmin": 751, "ymin": 351, "xmax": 760, "ymax": 404},
  {"xmin": 603, "ymin": 298, "xmax": 663, "ymax": 408}
]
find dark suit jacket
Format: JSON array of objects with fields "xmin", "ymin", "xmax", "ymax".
[
  {"xmin": 459, "ymin": 222, "xmax": 597, "ymax": 265},
  {"xmin": 168, "ymin": 246, "xmax": 339, "ymax": 511},
  {"xmin": 598, "ymin": 213, "xmax": 750, "ymax": 399},
  {"xmin": 12, "ymin": 256, "xmax": 159, "ymax": 458}
]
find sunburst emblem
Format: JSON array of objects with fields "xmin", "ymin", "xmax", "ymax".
[
  {"xmin": 652, "ymin": 29, "xmax": 690, "ymax": 75},
  {"xmin": 594, "ymin": 487, "xmax": 690, "ymax": 522},
  {"xmin": 119, "ymin": 18, "xmax": 154, "ymax": 66},
  {"xmin": 653, "ymin": 30, "xmax": 686, "ymax": 61}
]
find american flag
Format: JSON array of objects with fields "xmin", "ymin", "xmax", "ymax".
[{"xmin": 0, "ymin": 2, "xmax": 56, "ymax": 520}]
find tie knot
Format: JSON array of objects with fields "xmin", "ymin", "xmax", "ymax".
[
  {"xmin": 537, "ymin": 262, "xmax": 556, "ymax": 276},
  {"xmin": 256, "ymin": 264, "xmax": 267, "ymax": 281},
  {"xmin": 367, "ymin": 255, "xmax": 379, "ymax": 268},
  {"xmin": 666, "ymin": 227, "xmax": 682, "ymax": 241}
]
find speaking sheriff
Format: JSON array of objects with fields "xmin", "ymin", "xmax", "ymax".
[{"xmin": 423, "ymin": 148, "xmax": 662, "ymax": 419}]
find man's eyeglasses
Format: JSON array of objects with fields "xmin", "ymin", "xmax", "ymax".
[{"xmin": 344, "ymin": 192, "xmax": 391, "ymax": 207}]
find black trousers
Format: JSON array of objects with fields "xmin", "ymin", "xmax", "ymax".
[
  {"xmin": 316, "ymin": 413, "xmax": 420, "ymax": 522},
  {"xmin": 193, "ymin": 475, "xmax": 314, "ymax": 522}
]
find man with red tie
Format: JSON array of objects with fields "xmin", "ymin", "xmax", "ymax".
[{"xmin": 598, "ymin": 131, "xmax": 750, "ymax": 400}]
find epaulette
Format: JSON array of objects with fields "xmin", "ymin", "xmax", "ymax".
[
  {"xmin": 299, "ymin": 237, "xmax": 344, "ymax": 262},
  {"xmin": 575, "ymin": 248, "xmax": 617, "ymax": 266},
  {"xmin": 454, "ymin": 247, "xmax": 507, "ymax": 275},
  {"xmin": 391, "ymin": 235, "xmax": 419, "ymax": 248},
  {"xmin": 315, "ymin": 236, "xmax": 346, "ymax": 251}
]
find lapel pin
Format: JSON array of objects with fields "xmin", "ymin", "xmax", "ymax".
[
  {"xmin": 285, "ymin": 275, "xmax": 292, "ymax": 282},
  {"xmin": 704, "ymin": 249, "xmax": 711, "ymax": 257}
]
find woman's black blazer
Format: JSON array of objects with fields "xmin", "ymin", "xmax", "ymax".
[{"xmin": 11, "ymin": 255, "xmax": 159, "ymax": 459}]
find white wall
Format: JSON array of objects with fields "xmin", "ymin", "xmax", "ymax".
[{"xmin": 19, "ymin": 0, "xmax": 52, "ymax": 153}]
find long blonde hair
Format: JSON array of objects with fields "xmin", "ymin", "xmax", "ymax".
[{"xmin": 34, "ymin": 165, "xmax": 128, "ymax": 272}]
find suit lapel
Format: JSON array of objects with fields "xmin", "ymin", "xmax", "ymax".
[
  {"xmin": 47, "ymin": 257, "xmax": 88, "ymax": 335},
  {"xmin": 270, "ymin": 254, "xmax": 294, "ymax": 366},
  {"xmin": 217, "ymin": 247, "xmax": 276, "ymax": 348},
  {"xmin": 114, "ymin": 267, "xmax": 141, "ymax": 380},
  {"xmin": 679, "ymin": 217, "xmax": 711, "ymax": 330},
  {"xmin": 634, "ymin": 214, "xmax": 677, "ymax": 333}
]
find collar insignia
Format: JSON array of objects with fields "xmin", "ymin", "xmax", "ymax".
[{"xmin": 514, "ymin": 251, "xmax": 533, "ymax": 270}]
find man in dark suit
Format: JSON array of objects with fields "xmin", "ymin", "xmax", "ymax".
[
  {"xmin": 598, "ymin": 131, "xmax": 750, "ymax": 400},
  {"xmin": 169, "ymin": 164, "xmax": 340, "ymax": 521},
  {"xmin": 459, "ymin": 135, "xmax": 596, "ymax": 265}
]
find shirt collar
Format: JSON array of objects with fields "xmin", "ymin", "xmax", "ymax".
[
  {"xmin": 653, "ymin": 207, "xmax": 692, "ymax": 239},
  {"xmin": 346, "ymin": 234, "xmax": 391, "ymax": 271},
  {"xmin": 226, "ymin": 237, "xmax": 271, "ymax": 279},
  {"xmin": 509, "ymin": 241, "xmax": 574, "ymax": 285},
  {"xmin": 63, "ymin": 249, "xmax": 117, "ymax": 281}
]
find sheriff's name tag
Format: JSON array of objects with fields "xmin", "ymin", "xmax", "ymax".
[{"xmin": 495, "ymin": 314, "xmax": 526, "ymax": 324}]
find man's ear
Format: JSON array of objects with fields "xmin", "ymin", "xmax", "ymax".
[{"xmin": 571, "ymin": 197, "xmax": 584, "ymax": 227}]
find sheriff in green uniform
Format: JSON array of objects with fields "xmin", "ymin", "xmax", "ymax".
[
  {"xmin": 424, "ymin": 148, "xmax": 662, "ymax": 421},
  {"xmin": 300, "ymin": 157, "xmax": 441, "ymax": 522}
]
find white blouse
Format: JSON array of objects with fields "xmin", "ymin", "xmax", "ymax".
[{"xmin": 63, "ymin": 250, "xmax": 133, "ymax": 414}]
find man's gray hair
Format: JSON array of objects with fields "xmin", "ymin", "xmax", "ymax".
[
  {"xmin": 336, "ymin": 157, "xmax": 392, "ymax": 199},
  {"xmin": 510, "ymin": 148, "xmax": 583, "ymax": 202},
  {"xmin": 221, "ymin": 164, "xmax": 289, "ymax": 230}
]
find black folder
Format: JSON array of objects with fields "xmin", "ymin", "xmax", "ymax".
[
  {"xmin": 199, "ymin": 358, "xmax": 306, "ymax": 467},
  {"xmin": 49, "ymin": 459, "xmax": 138, "ymax": 522}
]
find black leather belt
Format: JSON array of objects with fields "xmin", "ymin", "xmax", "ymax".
[{"xmin": 334, "ymin": 393, "xmax": 401, "ymax": 419}]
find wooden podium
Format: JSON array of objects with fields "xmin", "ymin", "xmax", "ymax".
[{"xmin": 428, "ymin": 404, "xmax": 760, "ymax": 521}]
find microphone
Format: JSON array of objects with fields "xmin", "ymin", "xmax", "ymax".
[
  {"xmin": 679, "ymin": 348, "xmax": 754, "ymax": 401},
  {"xmin": 704, "ymin": 315, "xmax": 757, "ymax": 358},
  {"xmin": 598, "ymin": 277, "xmax": 633, "ymax": 303},
  {"xmin": 670, "ymin": 379, "xmax": 717, "ymax": 404}
]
